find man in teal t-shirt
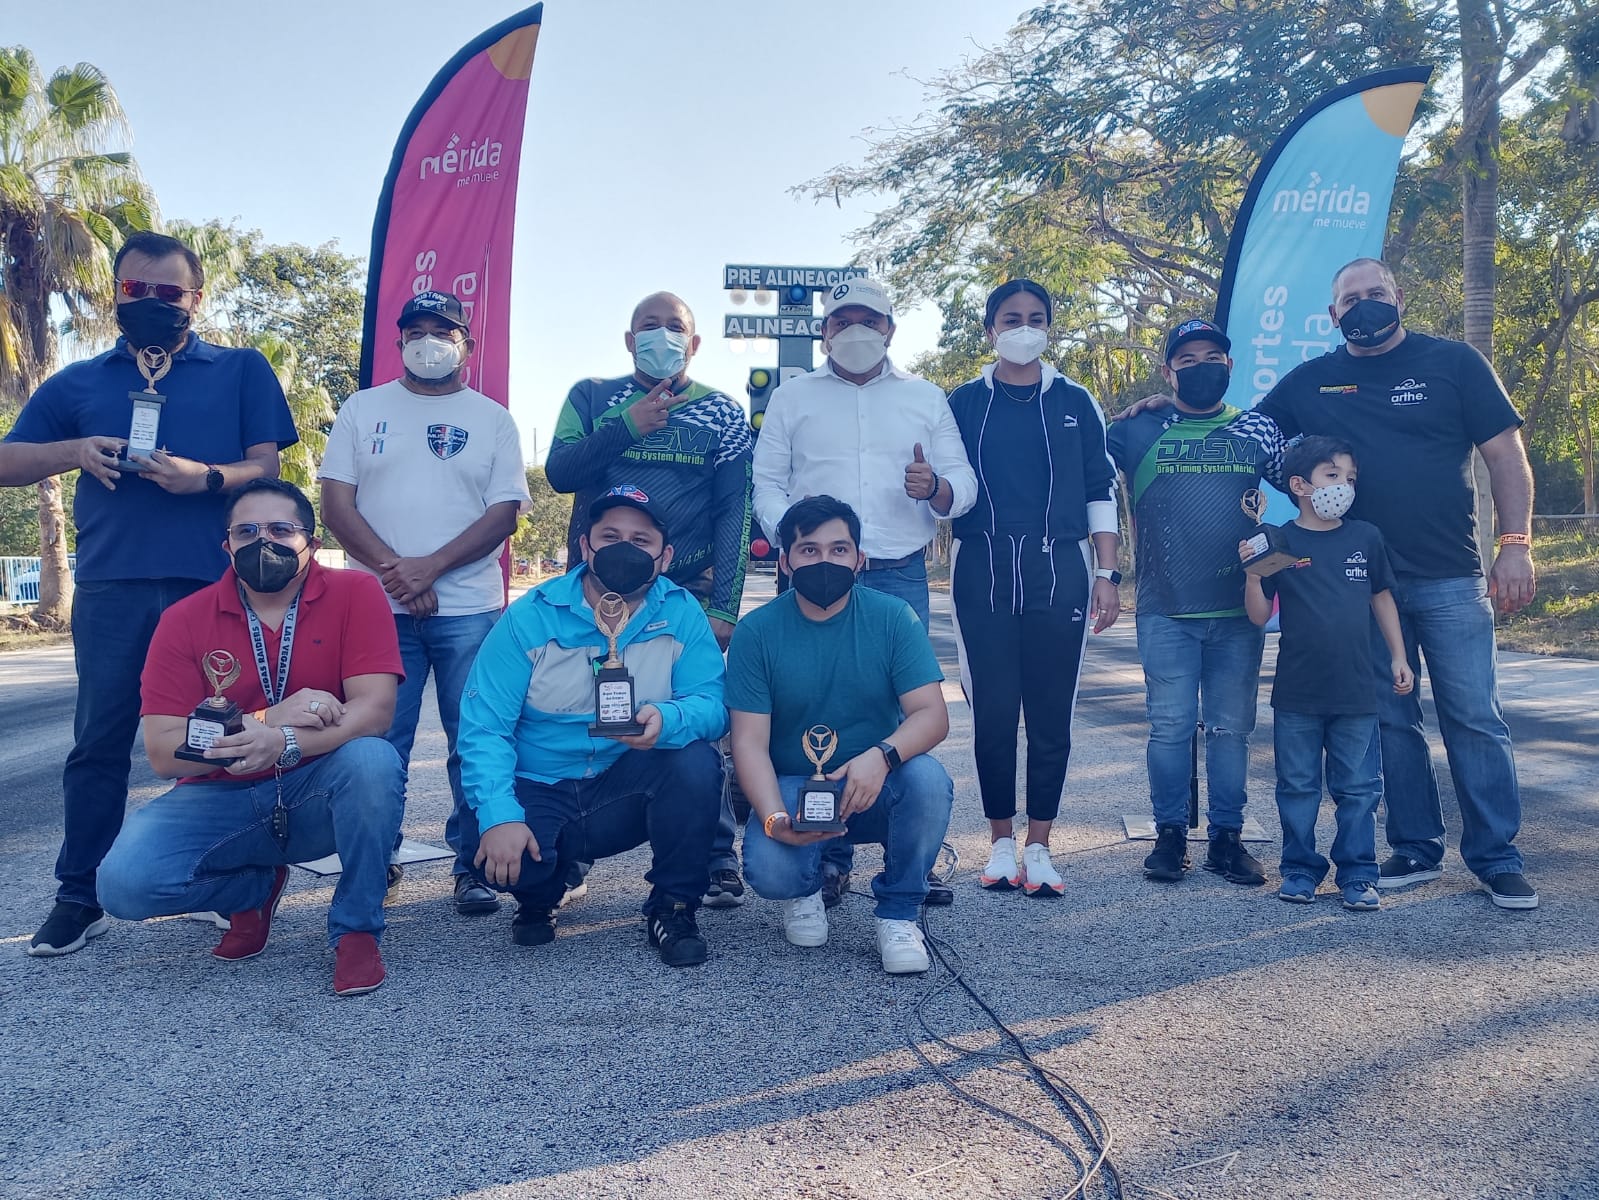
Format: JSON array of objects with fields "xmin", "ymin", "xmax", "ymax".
[{"xmin": 726, "ymin": 496, "xmax": 953, "ymax": 975}]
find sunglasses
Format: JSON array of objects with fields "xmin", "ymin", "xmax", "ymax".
[{"xmin": 119, "ymin": 278, "xmax": 200, "ymax": 303}]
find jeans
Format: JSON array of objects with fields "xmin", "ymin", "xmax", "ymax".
[
  {"xmin": 1370, "ymin": 575, "xmax": 1522, "ymax": 879},
  {"xmin": 459, "ymin": 743, "xmax": 721, "ymax": 914},
  {"xmin": 58, "ymin": 576, "xmax": 206, "ymax": 908},
  {"xmin": 857, "ymin": 556, "xmax": 931, "ymax": 632},
  {"xmin": 386, "ymin": 610, "xmax": 499, "ymax": 877},
  {"xmin": 1136, "ymin": 612, "xmax": 1264, "ymax": 836},
  {"xmin": 709, "ymin": 745, "xmax": 739, "ymax": 875},
  {"xmin": 1273, "ymin": 711, "xmax": 1380, "ymax": 887},
  {"xmin": 97, "ymin": 737, "xmax": 406, "ymax": 945},
  {"xmin": 742, "ymin": 753, "xmax": 954, "ymax": 921}
]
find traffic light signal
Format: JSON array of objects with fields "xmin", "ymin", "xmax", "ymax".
[{"xmin": 747, "ymin": 366, "xmax": 776, "ymax": 431}]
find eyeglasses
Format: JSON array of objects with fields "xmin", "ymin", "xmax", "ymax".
[
  {"xmin": 119, "ymin": 278, "xmax": 199, "ymax": 303},
  {"xmin": 227, "ymin": 522, "xmax": 311, "ymax": 542}
]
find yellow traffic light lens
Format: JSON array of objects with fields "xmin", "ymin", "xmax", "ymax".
[
  {"xmin": 751, "ymin": 411, "xmax": 764, "ymax": 430},
  {"xmin": 750, "ymin": 369, "xmax": 771, "ymax": 388}
]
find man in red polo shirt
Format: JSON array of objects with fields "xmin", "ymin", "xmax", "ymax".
[{"xmin": 96, "ymin": 479, "xmax": 406, "ymax": 996}]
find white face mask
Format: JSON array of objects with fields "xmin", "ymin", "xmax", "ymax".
[
  {"xmin": 827, "ymin": 324, "xmax": 888, "ymax": 375},
  {"xmin": 994, "ymin": 326, "xmax": 1048, "ymax": 365},
  {"xmin": 403, "ymin": 334, "xmax": 462, "ymax": 381},
  {"xmin": 1310, "ymin": 482, "xmax": 1355, "ymax": 520}
]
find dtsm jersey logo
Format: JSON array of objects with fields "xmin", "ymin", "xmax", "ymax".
[
  {"xmin": 419, "ymin": 132, "xmax": 504, "ymax": 188},
  {"xmin": 1390, "ymin": 377, "xmax": 1428, "ymax": 407},
  {"xmin": 1344, "ymin": 549, "xmax": 1369, "ymax": 582}
]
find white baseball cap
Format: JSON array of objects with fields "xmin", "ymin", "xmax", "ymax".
[{"xmin": 821, "ymin": 276, "xmax": 894, "ymax": 319}]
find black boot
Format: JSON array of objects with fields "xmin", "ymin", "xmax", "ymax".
[
  {"xmin": 1204, "ymin": 829, "xmax": 1267, "ymax": 886},
  {"xmin": 1142, "ymin": 824, "xmax": 1190, "ymax": 881}
]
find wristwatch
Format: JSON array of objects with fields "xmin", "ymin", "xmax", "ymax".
[
  {"xmin": 276, "ymin": 726, "xmax": 303, "ymax": 769},
  {"xmin": 1094, "ymin": 567, "xmax": 1123, "ymax": 585},
  {"xmin": 205, "ymin": 466, "xmax": 225, "ymax": 493},
  {"xmin": 875, "ymin": 740, "xmax": 902, "ymax": 771}
]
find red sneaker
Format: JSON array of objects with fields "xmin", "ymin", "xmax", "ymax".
[
  {"xmin": 332, "ymin": 932, "xmax": 385, "ymax": 996},
  {"xmin": 213, "ymin": 866, "xmax": 289, "ymax": 961}
]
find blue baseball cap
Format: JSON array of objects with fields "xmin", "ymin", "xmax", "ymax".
[
  {"xmin": 1164, "ymin": 317, "xmax": 1231, "ymax": 362},
  {"xmin": 398, "ymin": 290, "xmax": 469, "ymax": 332},
  {"xmin": 588, "ymin": 484, "xmax": 668, "ymax": 539}
]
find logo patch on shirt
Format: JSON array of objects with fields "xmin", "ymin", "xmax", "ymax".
[
  {"xmin": 646, "ymin": 620, "xmax": 668, "ymax": 631},
  {"xmin": 427, "ymin": 424, "xmax": 470, "ymax": 459},
  {"xmin": 1344, "ymin": 551, "xmax": 1369, "ymax": 582},
  {"xmin": 1319, "ymin": 384, "xmax": 1358, "ymax": 394},
  {"xmin": 366, "ymin": 421, "xmax": 389, "ymax": 454},
  {"xmin": 1061, "ymin": 414, "xmax": 1079, "ymax": 428},
  {"xmin": 1389, "ymin": 377, "xmax": 1427, "ymax": 407}
]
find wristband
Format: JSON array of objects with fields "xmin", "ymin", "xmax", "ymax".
[
  {"xmin": 1496, "ymin": 532, "xmax": 1531, "ymax": 548},
  {"xmin": 926, "ymin": 471, "xmax": 941, "ymax": 501},
  {"xmin": 763, "ymin": 811, "xmax": 790, "ymax": 838},
  {"xmin": 252, "ymin": 708, "xmax": 268, "ymax": 724}
]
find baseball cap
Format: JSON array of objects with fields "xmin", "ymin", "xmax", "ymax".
[
  {"xmin": 397, "ymin": 290, "xmax": 469, "ymax": 332},
  {"xmin": 1164, "ymin": 317, "xmax": 1231, "ymax": 362},
  {"xmin": 821, "ymin": 276, "xmax": 893, "ymax": 319},
  {"xmin": 588, "ymin": 484, "xmax": 668, "ymax": 539}
]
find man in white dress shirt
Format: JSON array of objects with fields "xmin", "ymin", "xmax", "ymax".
[{"xmin": 752, "ymin": 277, "xmax": 976, "ymax": 630}]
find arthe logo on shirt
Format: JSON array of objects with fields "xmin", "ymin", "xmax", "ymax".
[
  {"xmin": 1389, "ymin": 377, "xmax": 1428, "ymax": 407},
  {"xmin": 1344, "ymin": 550, "xmax": 1369, "ymax": 582}
]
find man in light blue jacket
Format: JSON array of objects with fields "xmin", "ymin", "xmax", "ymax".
[{"xmin": 457, "ymin": 485, "xmax": 727, "ymax": 966}]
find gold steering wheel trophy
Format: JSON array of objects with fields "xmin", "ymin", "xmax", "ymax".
[
  {"xmin": 1238, "ymin": 488, "xmax": 1298, "ymax": 577},
  {"xmin": 589, "ymin": 592, "xmax": 645, "ymax": 737},
  {"xmin": 792, "ymin": 724, "xmax": 847, "ymax": 832},
  {"xmin": 119, "ymin": 345, "xmax": 173, "ymax": 474},
  {"xmin": 175, "ymin": 649, "xmax": 246, "ymax": 765}
]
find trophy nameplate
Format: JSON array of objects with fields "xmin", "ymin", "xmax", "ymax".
[
  {"xmin": 175, "ymin": 649, "xmax": 245, "ymax": 765},
  {"xmin": 118, "ymin": 346, "xmax": 173, "ymax": 473},
  {"xmin": 1238, "ymin": 489, "xmax": 1300, "ymax": 576},
  {"xmin": 792, "ymin": 724, "xmax": 847, "ymax": 833},
  {"xmin": 588, "ymin": 591, "xmax": 645, "ymax": 737}
]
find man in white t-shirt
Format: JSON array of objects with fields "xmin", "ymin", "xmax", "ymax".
[{"xmin": 320, "ymin": 291, "xmax": 529, "ymax": 915}]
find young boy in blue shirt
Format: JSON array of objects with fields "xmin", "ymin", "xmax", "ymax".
[{"xmin": 1240, "ymin": 436, "xmax": 1415, "ymax": 909}]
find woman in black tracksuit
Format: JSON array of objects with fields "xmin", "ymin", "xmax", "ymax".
[{"xmin": 946, "ymin": 279, "xmax": 1122, "ymax": 897}]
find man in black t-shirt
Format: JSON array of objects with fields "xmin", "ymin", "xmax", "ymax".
[{"xmin": 1231, "ymin": 258, "xmax": 1539, "ymax": 910}]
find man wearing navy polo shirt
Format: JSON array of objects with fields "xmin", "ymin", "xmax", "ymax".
[{"xmin": 0, "ymin": 231, "xmax": 297, "ymax": 957}]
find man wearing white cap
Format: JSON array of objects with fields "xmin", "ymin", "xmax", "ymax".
[{"xmin": 752, "ymin": 276, "xmax": 976, "ymax": 629}]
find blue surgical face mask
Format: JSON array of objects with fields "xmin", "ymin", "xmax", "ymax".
[{"xmin": 632, "ymin": 327, "xmax": 690, "ymax": 381}]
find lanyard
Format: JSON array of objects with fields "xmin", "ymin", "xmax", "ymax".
[{"xmin": 243, "ymin": 590, "xmax": 301, "ymax": 707}]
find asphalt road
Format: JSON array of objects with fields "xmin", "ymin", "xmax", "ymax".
[{"xmin": 2, "ymin": 579, "xmax": 1597, "ymax": 1200}]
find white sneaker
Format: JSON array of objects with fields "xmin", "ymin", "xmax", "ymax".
[
  {"xmin": 1021, "ymin": 842, "xmax": 1064, "ymax": 897},
  {"xmin": 782, "ymin": 891, "xmax": 828, "ymax": 947},
  {"xmin": 980, "ymin": 837, "xmax": 1021, "ymax": 890},
  {"xmin": 184, "ymin": 911, "xmax": 231, "ymax": 930},
  {"xmin": 877, "ymin": 918, "xmax": 930, "ymax": 974}
]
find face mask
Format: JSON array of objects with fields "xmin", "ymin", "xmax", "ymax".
[
  {"xmin": 1338, "ymin": 299, "xmax": 1401, "ymax": 347},
  {"xmin": 994, "ymin": 326, "xmax": 1048, "ymax": 366},
  {"xmin": 827, "ymin": 325, "xmax": 888, "ymax": 375},
  {"xmin": 632, "ymin": 327, "xmax": 690, "ymax": 381},
  {"xmin": 117, "ymin": 298, "xmax": 191, "ymax": 351},
  {"xmin": 233, "ymin": 539, "xmax": 303, "ymax": 593},
  {"xmin": 403, "ymin": 335, "xmax": 462, "ymax": 381},
  {"xmin": 1309, "ymin": 482, "xmax": 1355, "ymax": 520},
  {"xmin": 590, "ymin": 541, "xmax": 659, "ymax": 596},
  {"xmin": 1172, "ymin": 361, "xmax": 1231, "ymax": 409},
  {"xmin": 789, "ymin": 561, "xmax": 856, "ymax": 608}
]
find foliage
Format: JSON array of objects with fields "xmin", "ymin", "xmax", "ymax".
[{"xmin": 511, "ymin": 466, "xmax": 572, "ymax": 567}]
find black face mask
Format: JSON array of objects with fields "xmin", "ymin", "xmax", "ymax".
[
  {"xmin": 590, "ymin": 541, "xmax": 659, "ymax": 596},
  {"xmin": 1338, "ymin": 299, "xmax": 1401, "ymax": 347},
  {"xmin": 233, "ymin": 539, "xmax": 302, "ymax": 593},
  {"xmin": 789, "ymin": 561, "xmax": 856, "ymax": 608},
  {"xmin": 1172, "ymin": 361, "xmax": 1230, "ymax": 410},
  {"xmin": 116, "ymin": 298, "xmax": 192, "ymax": 351}
]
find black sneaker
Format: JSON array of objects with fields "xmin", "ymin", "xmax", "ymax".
[
  {"xmin": 702, "ymin": 868, "xmax": 746, "ymax": 908},
  {"xmin": 820, "ymin": 864, "xmax": 850, "ymax": 909},
  {"xmin": 1484, "ymin": 871, "xmax": 1539, "ymax": 910},
  {"xmin": 384, "ymin": 863, "xmax": 404, "ymax": 905},
  {"xmin": 1142, "ymin": 824, "xmax": 1190, "ymax": 882},
  {"xmin": 647, "ymin": 902, "xmax": 708, "ymax": 967},
  {"xmin": 923, "ymin": 873, "xmax": 955, "ymax": 906},
  {"xmin": 28, "ymin": 901, "xmax": 111, "ymax": 957},
  {"xmin": 453, "ymin": 874, "xmax": 502, "ymax": 916},
  {"xmin": 1203, "ymin": 829, "xmax": 1267, "ymax": 887},
  {"xmin": 510, "ymin": 905, "xmax": 556, "ymax": 946},
  {"xmin": 1376, "ymin": 853, "xmax": 1442, "ymax": 891}
]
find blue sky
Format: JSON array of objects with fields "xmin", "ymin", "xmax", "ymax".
[{"xmin": 10, "ymin": 1, "xmax": 1025, "ymax": 462}]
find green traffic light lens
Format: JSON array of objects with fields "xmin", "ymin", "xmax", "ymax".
[
  {"xmin": 751, "ymin": 411, "xmax": 764, "ymax": 429},
  {"xmin": 750, "ymin": 369, "xmax": 771, "ymax": 388}
]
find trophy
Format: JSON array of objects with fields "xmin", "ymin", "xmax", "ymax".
[
  {"xmin": 1238, "ymin": 489, "xmax": 1300, "ymax": 576},
  {"xmin": 118, "ymin": 346, "xmax": 171, "ymax": 473},
  {"xmin": 792, "ymin": 725, "xmax": 847, "ymax": 833},
  {"xmin": 588, "ymin": 592, "xmax": 645, "ymax": 737},
  {"xmin": 175, "ymin": 650, "xmax": 245, "ymax": 764}
]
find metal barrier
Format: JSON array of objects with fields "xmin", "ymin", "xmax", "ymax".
[{"xmin": 1, "ymin": 555, "xmax": 77, "ymax": 605}]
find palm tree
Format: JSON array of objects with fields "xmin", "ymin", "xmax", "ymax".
[{"xmin": 0, "ymin": 48, "xmax": 155, "ymax": 627}]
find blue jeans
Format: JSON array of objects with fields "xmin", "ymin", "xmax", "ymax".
[
  {"xmin": 459, "ymin": 743, "xmax": 722, "ymax": 914},
  {"xmin": 1273, "ymin": 711, "xmax": 1381, "ymax": 887},
  {"xmin": 1370, "ymin": 575, "xmax": 1522, "ymax": 880},
  {"xmin": 96, "ymin": 737, "xmax": 406, "ymax": 945},
  {"xmin": 386, "ymin": 610, "xmax": 499, "ymax": 877},
  {"xmin": 742, "ymin": 754, "xmax": 953, "ymax": 921},
  {"xmin": 709, "ymin": 746, "xmax": 739, "ymax": 875},
  {"xmin": 1136, "ymin": 612, "xmax": 1264, "ymax": 836},
  {"xmin": 857, "ymin": 557, "xmax": 931, "ymax": 631},
  {"xmin": 58, "ymin": 576, "xmax": 206, "ymax": 908}
]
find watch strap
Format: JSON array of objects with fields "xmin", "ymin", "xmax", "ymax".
[{"xmin": 876, "ymin": 740, "xmax": 902, "ymax": 771}]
